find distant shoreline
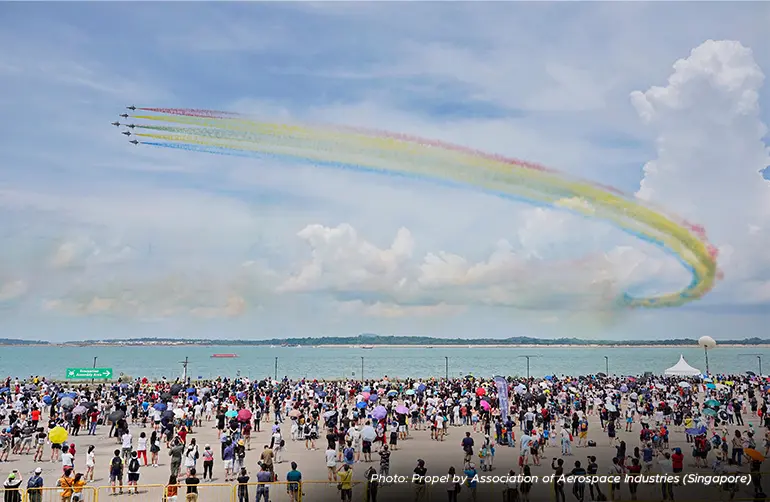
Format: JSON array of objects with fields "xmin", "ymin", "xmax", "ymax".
[{"xmin": 3, "ymin": 343, "xmax": 770, "ymax": 348}]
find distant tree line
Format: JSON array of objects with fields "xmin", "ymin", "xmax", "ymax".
[{"xmin": 35, "ymin": 334, "xmax": 770, "ymax": 346}]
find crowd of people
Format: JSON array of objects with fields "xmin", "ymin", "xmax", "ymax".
[{"xmin": 0, "ymin": 371, "xmax": 768, "ymax": 501}]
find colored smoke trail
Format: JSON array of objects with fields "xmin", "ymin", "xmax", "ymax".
[{"xmin": 123, "ymin": 109, "xmax": 720, "ymax": 309}]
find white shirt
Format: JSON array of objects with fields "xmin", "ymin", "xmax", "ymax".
[
  {"xmin": 326, "ymin": 449, "xmax": 337, "ymax": 467},
  {"xmin": 137, "ymin": 437, "xmax": 147, "ymax": 451},
  {"xmin": 62, "ymin": 452, "xmax": 74, "ymax": 467},
  {"xmin": 121, "ymin": 433, "xmax": 132, "ymax": 449},
  {"xmin": 86, "ymin": 451, "xmax": 95, "ymax": 467}
]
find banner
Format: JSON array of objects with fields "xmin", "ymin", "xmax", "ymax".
[{"xmin": 494, "ymin": 375, "xmax": 509, "ymax": 422}]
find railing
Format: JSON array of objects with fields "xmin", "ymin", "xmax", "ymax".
[
  {"xmin": 24, "ymin": 486, "xmax": 97, "ymax": 502},
  {"xmin": 3, "ymin": 477, "xmax": 764, "ymax": 502}
]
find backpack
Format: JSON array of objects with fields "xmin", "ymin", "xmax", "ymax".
[
  {"xmin": 580, "ymin": 422, "xmax": 588, "ymax": 432},
  {"xmin": 111, "ymin": 457, "xmax": 122, "ymax": 470},
  {"xmin": 345, "ymin": 448, "xmax": 354, "ymax": 461},
  {"xmin": 129, "ymin": 458, "xmax": 140, "ymax": 472}
]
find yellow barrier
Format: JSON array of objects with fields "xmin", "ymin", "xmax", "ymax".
[
  {"xmin": 24, "ymin": 486, "xmax": 96, "ymax": 502},
  {"xmin": 236, "ymin": 481, "xmax": 299, "ymax": 502},
  {"xmin": 2, "ymin": 487, "xmax": 24, "ymax": 502}
]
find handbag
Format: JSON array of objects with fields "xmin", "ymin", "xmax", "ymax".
[{"xmin": 337, "ymin": 483, "xmax": 343, "ymax": 491}]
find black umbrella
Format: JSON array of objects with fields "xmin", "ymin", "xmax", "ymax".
[
  {"xmin": 170, "ymin": 384, "xmax": 183, "ymax": 395},
  {"xmin": 108, "ymin": 410, "xmax": 125, "ymax": 422},
  {"xmin": 747, "ymin": 371, "xmax": 756, "ymax": 376},
  {"xmin": 160, "ymin": 392, "xmax": 172, "ymax": 402},
  {"xmin": 597, "ymin": 372, "xmax": 607, "ymax": 378},
  {"xmin": 162, "ymin": 410, "xmax": 175, "ymax": 420}
]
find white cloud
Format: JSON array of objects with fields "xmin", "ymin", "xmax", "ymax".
[
  {"xmin": 279, "ymin": 222, "xmax": 688, "ymax": 313},
  {"xmin": 0, "ymin": 280, "xmax": 27, "ymax": 302},
  {"xmin": 631, "ymin": 40, "xmax": 770, "ymax": 291}
]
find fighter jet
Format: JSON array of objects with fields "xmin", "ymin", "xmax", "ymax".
[
  {"xmin": 111, "ymin": 121, "xmax": 121, "ymax": 127},
  {"xmin": 126, "ymin": 105, "xmax": 137, "ymax": 111},
  {"xmin": 129, "ymin": 140, "xmax": 139, "ymax": 145},
  {"xmin": 125, "ymin": 124, "xmax": 136, "ymax": 129},
  {"xmin": 119, "ymin": 113, "xmax": 129, "ymax": 118},
  {"xmin": 121, "ymin": 131, "xmax": 131, "ymax": 136}
]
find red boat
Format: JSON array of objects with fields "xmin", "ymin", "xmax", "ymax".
[{"xmin": 211, "ymin": 353, "xmax": 239, "ymax": 358}]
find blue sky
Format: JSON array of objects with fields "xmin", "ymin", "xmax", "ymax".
[{"xmin": 1, "ymin": 2, "xmax": 769, "ymax": 342}]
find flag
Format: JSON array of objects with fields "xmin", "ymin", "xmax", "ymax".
[{"xmin": 494, "ymin": 375, "xmax": 509, "ymax": 422}]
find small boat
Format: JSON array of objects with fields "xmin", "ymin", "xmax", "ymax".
[
  {"xmin": 362, "ymin": 345, "xmax": 374, "ymax": 349},
  {"xmin": 211, "ymin": 353, "xmax": 239, "ymax": 358}
]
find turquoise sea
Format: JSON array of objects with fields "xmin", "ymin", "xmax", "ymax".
[{"xmin": 1, "ymin": 345, "xmax": 768, "ymax": 380}]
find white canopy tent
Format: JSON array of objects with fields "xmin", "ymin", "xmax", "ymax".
[{"xmin": 664, "ymin": 355, "xmax": 701, "ymax": 377}]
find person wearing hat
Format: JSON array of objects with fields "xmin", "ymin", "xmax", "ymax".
[
  {"xmin": 26, "ymin": 468, "xmax": 43, "ymax": 502},
  {"xmin": 3, "ymin": 471, "xmax": 23, "ymax": 502},
  {"xmin": 234, "ymin": 439, "xmax": 246, "ymax": 474},
  {"xmin": 201, "ymin": 444, "xmax": 214, "ymax": 481}
]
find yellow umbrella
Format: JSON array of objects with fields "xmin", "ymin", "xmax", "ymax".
[
  {"xmin": 48, "ymin": 426, "xmax": 68, "ymax": 444},
  {"xmin": 745, "ymin": 448, "xmax": 765, "ymax": 462}
]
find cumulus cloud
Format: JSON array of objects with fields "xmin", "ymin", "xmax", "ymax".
[
  {"xmin": 279, "ymin": 222, "xmax": 688, "ymax": 314},
  {"xmin": 631, "ymin": 40, "xmax": 770, "ymax": 295}
]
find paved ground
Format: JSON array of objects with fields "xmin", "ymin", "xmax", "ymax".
[{"xmin": 2, "ymin": 412, "xmax": 766, "ymax": 502}]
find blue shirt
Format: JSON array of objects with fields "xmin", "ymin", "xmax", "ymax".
[
  {"xmin": 464, "ymin": 469, "xmax": 477, "ymax": 488},
  {"xmin": 286, "ymin": 470, "xmax": 302, "ymax": 482}
]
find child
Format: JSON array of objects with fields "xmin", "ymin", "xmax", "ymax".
[
  {"xmin": 127, "ymin": 451, "xmax": 140, "ymax": 494},
  {"xmin": 389, "ymin": 422, "xmax": 398, "ymax": 451},
  {"xmin": 479, "ymin": 443, "xmax": 488, "ymax": 471},
  {"xmin": 165, "ymin": 474, "xmax": 179, "ymax": 502}
]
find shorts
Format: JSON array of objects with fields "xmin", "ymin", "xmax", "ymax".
[
  {"xmin": 128, "ymin": 473, "xmax": 140, "ymax": 482},
  {"xmin": 362, "ymin": 441, "xmax": 371, "ymax": 453},
  {"xmin": 579, "ymin": 432, "xmax": 587, "ymax": 439},
  {"xmin": 224, "ymin": 459, "xmax": 234, "ymax": 469},
  {"xmin": 110, "ymin": 472, "xmax": 122, "ymax": 482},
  {"xmin": 626, "ymin": 418, "xmax": 633, "ymax": 423},
  {"xmin": 398, "ymin": 425, "xmax": 406, "ymax": 433}
]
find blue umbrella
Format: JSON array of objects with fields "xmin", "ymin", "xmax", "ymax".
[
  {"xmin": 368, "ymin": 394, "xmax": 378, "ymax": 402},
  {"xmin": 141, "ymin": 402, "xmax": 149, "ymax": 410},
  {"xmin": 0, "ymin": 387, "xmax": 8, "ymax": 394},
  {"xmin": 356, "ymin": 401, "xmax": 367, "ymax": 409},
  {"xmin": 187, "ymin": 388, "xmax": 196, "ymax": 394},
  {"xmin": 362, "ymin": 386, "xmax": 371, "ymax": 392},
  {"xmin": 189, "ymin": 396, "xmax": 199, "ymax": 403},
  {"xmin": 42, "ymin": 395, "xmax": 52, "ymax": 405},
  {"xmin": 417, "ymin": 384, "xmax": 427, "ymax": 392},
  {"xmin": 236, "ymin": 392, "xmax": 246, "ymax": 399},
  {"xmin": 316, "ymin": 391, "xmax": 327, "ymax": 398},
  {"xmin": 387, "ymin": 390, "xmax": 398, "ymax": 397},
  {"xmin": 686, "ymin": 426, "xmax": 707, "ymax": 436},
  {"xmin": 153, "ymin": 403, "xmax": 167, "ymax": 411}
]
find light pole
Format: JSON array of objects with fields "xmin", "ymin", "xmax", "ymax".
[
  {"xmin": 604, "ymin": 356, "xmax": 609, "ymax": 375},
  {"xmin": 92, "ymin": 356, "xmax": 97, "ymax": 384},
  {"xmin": 739, "ymin": 354, "xmax": 763, "ymax": 375},
  {"xmin": 445, "ymin": 357, "xmax": 449, "ymax": 380},
  {"xmin": 274, "ymin": 357, "xmax": 278, "ymax": 380},
  {"xmin": 518, "ymin": 355, "xmax": 539, "ymax": 380},
  {"xmin": 361, "ymin": 357, "xmax": 364, "ymax": 381}
]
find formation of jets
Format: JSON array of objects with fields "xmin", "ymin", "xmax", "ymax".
[{"xmin": 114, "ymin": 106, "xmax": 140, "ymax": 145}]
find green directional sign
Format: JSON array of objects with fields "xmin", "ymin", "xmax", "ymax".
[{"xmin": 65, "ymin": 368, "xmax": 113, "ymax": 380}]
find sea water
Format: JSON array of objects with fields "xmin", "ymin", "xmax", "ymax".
[{"xmin": 0, "ymin": 345, "xmax": 767, "ymax": 380}]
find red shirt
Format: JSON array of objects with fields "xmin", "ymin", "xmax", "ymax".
[
  {"xmin": 31, "ymin": 410, "xmax": 41, "ymax": 421},
  {"xmin": 672, "ymin": 453, "xmax": 684, "ymax": 470}
]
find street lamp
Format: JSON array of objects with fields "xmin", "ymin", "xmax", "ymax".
[
  {"xmin": 604, "ymin": 356, "xmax": 609, "ymax": 375},
  {"xmin": 739, "ymin": 354, "xmax": 763, "ymax": 375},
  {"xmin": 518, "ymin": 355, "xmax": 539, "ymax": 379},
  {"xmin": 445, "ymin": 357, "xmax": 449, "ymax": 380},
  {"xmin": 361, "ymin": 357, "xmax": 364, "ymax": 381}
]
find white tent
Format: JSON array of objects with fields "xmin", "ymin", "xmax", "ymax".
[{"xmin": 664, "ymin": 355, "xmax": 701, "ymax": 377}]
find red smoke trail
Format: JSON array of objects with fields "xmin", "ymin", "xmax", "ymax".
[{"xmin": 137, "ymin": 108, "xmax": 238, "ymax": 118}]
